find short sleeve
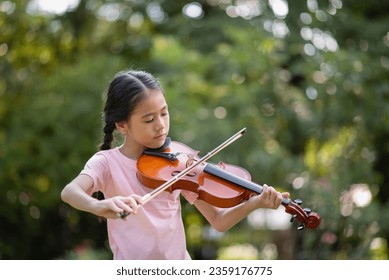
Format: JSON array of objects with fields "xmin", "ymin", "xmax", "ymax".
[{"xmin": 80, "ymin": 152, "xmax": 110, "ymax": 195}]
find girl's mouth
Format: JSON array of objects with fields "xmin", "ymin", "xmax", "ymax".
[{"xmin": 154, "ymin": 134, "xmax": 166, "ymax": 140}]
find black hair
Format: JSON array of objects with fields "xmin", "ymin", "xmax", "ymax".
[{"xmin": 99, "ymin": 70, "xmax": 163, "ymax": 150}]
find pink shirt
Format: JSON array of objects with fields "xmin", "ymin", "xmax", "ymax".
[{"xmin": 80, "ymin": 147, "xmax": 198, "ymax": 260}]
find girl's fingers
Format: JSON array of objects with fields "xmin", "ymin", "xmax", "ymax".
[
  {"xmin": 133, "ymin": 194, "xmax": 144, "ymax": 205},
  {"xmin": 262, "ymin": 184, "xmax": 283, "ymax": 209},
  {"xmin": 114, "ymin": 195, "xmax": 143, "ymax": 219}
]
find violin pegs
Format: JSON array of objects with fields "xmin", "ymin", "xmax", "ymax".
[
  {"xmin": 290, "ymin": 214, "xmax": 297, "ymax": 223},
  {"xmin": 297, "ymin": 223, "xmax": 305, "ymax": 230},
  {"xmin": 303, "ymin": 207, "xmax": 312, "ymax": 214},
  {"xmin": 294, "ymin": 199, "xmax": 302, "ymax": 205}
]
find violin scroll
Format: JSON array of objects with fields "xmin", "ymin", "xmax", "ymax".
[{"xmin": 284, "ymin": 198, "xmax": 321, "ymax": 230}]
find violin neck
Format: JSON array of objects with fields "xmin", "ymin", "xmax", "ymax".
[{"xmin": 203, "ymin": 163, "xmax": 290, "ymax": 205}]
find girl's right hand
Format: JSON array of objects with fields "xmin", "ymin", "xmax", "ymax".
[{"xmin": 92, "ymin": 194, "xmax": 143, "ymax": 219}]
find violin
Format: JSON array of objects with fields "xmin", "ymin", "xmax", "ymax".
[{"xmin": 136, "ymin": 129, "xmax": 321, "ymax": 230}]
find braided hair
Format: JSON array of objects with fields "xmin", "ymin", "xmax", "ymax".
[{"xmin": 99, "ymin": 70, "xmax": 163, "ymax": 150}]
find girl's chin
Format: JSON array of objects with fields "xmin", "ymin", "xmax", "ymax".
[{"xmin": 147, "ymin": 138, "xmax": 167, "ymax": 150}]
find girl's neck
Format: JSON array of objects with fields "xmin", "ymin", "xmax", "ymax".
[{"xmin": 118, "ymin": 144, "xmax": 144, "ymax": 160}]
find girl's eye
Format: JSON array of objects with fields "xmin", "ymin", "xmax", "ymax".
[{"xmin": 144, "ymin": 110, "xmax": 168, "ymax": 123}]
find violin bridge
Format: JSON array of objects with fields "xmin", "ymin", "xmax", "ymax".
[{"xmin": 186, "ymin": 154, "xmax": 197, "ymax": 168}]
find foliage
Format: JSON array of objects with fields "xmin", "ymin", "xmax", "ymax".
[{"xmin": 0, "ymin": 0, "xmax": 388, "ymax": 260}]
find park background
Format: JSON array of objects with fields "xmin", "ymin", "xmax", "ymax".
[{"xmin": 0, "ymin": 0, "xmax": 388, "ymax": 260}]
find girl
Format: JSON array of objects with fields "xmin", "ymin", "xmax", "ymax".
[{"xmin": 61, "ymin": 69, "xmax": 289, "ymax": 260}]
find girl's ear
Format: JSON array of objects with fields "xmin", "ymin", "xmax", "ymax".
[{"xmin": 115, "ymin": 121, "xmax": 127, "ymax": 135}]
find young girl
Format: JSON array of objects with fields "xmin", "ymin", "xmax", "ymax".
[{"xmin": 61, "ymin": 69, "xmax": 290, "ymax": 260}]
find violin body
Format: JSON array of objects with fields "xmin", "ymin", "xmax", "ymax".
[
  {"xmin": 137, "ymin": 141, "xmax": 254, "ymax": 208},
  {"xmin": 137, "ymin": 140, "xmax": 321, "ymax": 230}
]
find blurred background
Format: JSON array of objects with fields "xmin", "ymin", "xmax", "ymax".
[{"xmin": 0, "ymin": 0, "xmax": 388, "ymax": 260}]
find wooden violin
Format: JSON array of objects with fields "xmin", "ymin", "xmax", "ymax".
[{"xmin": 136, "ymin": 129, "xmax": 321, "ymax": 230}]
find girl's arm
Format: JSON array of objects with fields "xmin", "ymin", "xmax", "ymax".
[
  {"xmin": 193, "ymin": 184, "xmax": 289, "ymax": 232},
  {"xmin": 61, "ymin": 174, "xmax": 142, "ymax": 219}
]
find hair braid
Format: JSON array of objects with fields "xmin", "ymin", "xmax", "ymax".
[{"xmin": 100, "ymin": 122, "xmax": 115, "ymax": 150}]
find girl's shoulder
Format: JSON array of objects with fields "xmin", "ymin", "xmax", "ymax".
[
  {"xmin": 83, "ymin": 147, "xmax": 136, "ymax": 176},
  {"xmin": 90, "ymin": 147, "xmax": 136, "ymax": 166},
  {"xmin": 93, "ymin": 147, "xmax": 118, "ymax": 157},
  {"xmin": 86, "ymin": 147, "xmax": 121, "ymax": 165},
  {"xmin": 89, "ymin": 148, "xmax": 114, "ymax": 160}
]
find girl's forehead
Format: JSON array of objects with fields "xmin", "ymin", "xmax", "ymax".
[{"xmin": 134, "ymin": 90, "xmax": 167, "ymax": 114}]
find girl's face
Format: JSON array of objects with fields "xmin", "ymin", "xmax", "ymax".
[{"xmin": 118, "ymin": 89, "xmax": 170, "ymax": 153}]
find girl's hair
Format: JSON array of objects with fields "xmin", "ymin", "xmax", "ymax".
[{"xmin": 99, "ymin": 70, "xmax": 162, "ymax": 150}]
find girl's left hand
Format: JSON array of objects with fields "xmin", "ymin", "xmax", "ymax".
[{"xmin": 248, "ymin": 184, "xmax": 290, "ymax": 210}]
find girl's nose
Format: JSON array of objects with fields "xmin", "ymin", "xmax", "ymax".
[{"xmin": 155, "ymin": 116, "xmax": 165, "ymax": 130}]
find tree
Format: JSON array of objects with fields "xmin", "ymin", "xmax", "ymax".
[{"xmin": 0, "ymin": 0, "xmax": 388, "ymax": 259}]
